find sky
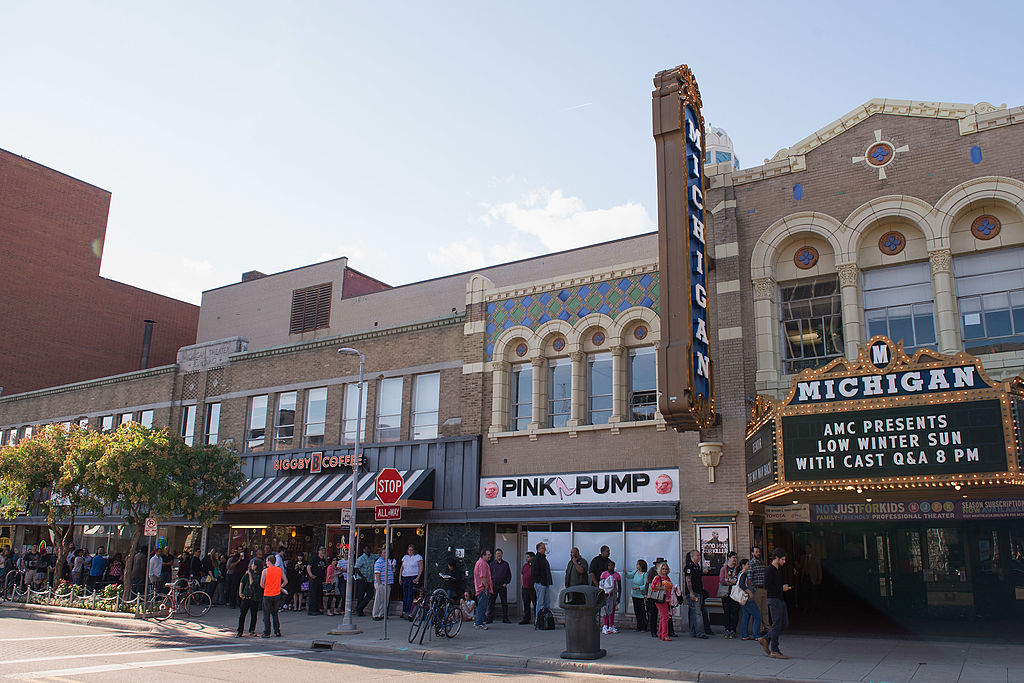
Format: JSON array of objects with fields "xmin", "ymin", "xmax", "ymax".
[{"xmin": 3, "ymin": 1, "xmax": 1022, "ymax": 305}]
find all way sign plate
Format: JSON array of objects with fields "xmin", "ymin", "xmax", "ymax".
[{"xmin": 375, "ymin": 505, "xmax": 401, "ymax": 521}]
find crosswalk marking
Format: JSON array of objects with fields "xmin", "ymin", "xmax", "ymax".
[
  {"xmin": 0, "ymin": 642, "xmax": 248, "ymax": 666},
  {"xmin": 8, "ymin": 649, "xmax": 304, "ymax": 679}
]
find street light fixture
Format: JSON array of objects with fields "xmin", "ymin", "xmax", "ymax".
[{"xmin": 330, "ymin": 346, "xmax": 364, "ymax": 636}]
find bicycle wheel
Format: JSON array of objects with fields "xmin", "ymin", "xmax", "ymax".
[
  {"xmin": 418, "ymin": 608, "xmax": 434, "ymax": 645},
  {"xmin": 185, "ymin": 590, "xmax": 212, "ymax": 618},
  {"xmin": 408, "ymin": 604, "xmax": 425, "ymax": 644},
  {"xmin": 153, "ymin": 596, "xmax": 174, "ymax": 621},
  {"xmin": 442, "ymin": 604, "xmax": 462, "ymax": 638}
]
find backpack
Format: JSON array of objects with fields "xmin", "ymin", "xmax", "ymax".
[{"xmin": 536, "ymin": 607, "xmax": 556, "ymax": 630}]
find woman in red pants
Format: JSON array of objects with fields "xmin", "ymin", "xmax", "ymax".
[{"xmin": 649, "ymin": 562, "xmax": 673, "ymax": 641}]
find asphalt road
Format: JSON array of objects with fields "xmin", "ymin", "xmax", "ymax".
[{"xmin": 0, "ymin": 612, "xmax": 643, "ymax": 682}]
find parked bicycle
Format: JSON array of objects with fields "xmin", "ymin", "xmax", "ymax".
[
  {"xmin": 153, "ymin": 578, "xmax": 212, "ymax": 620},
  {"xmin": 408, "ymin": 588, "xmax": 461, "ymax": 644}
]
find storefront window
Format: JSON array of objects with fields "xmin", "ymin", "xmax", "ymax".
[
  {"xmin": 864, "ymin": 262, "xmax": 936, "ymax": 351},
  {"xmin": 779, "ymin": 276, "xmax": 843, "ymax": 374},
  {"xmin": 628, "ymin": 347, "xmax": 657, "ymax": 421},
  {"xmin": 509, "ymin": 363, "xmax": 532, "ymax": 431},
  {"xmin": 342, "ymin": 382, "xmax": 368, "ymax": 445},
  {"xmin": 204, "ymin": 403, "xmax": 220, "ymax": 445},
  {"xmin": 247, "ymin": 395, "xmax": 268, "ymax": 452},
  {"xmin": 412, "ymin": 373, "xmax": 440, "ymax": 440},
  {"xmin": 955, "ymin": 247, "xmax": 1024, "ymax": 354},
  {"xmin": 303, "ymin": 388, "xmax": 327, "ymax": 447},
  {"xmin": 586, "ymin": 353, "xmax": 612, "ymax": 425},
  {"xmin": 376, "ymin": 377, "xmax": 404, "ymax": 442},
  {"xmin": 925, "ymin": 528, "xmax": 967, "ymax": 583},
  {"xmin": 273, "ymin": 392, "xmax": 296, "ymax": 451},
  {"xmin": 547, "ymin": 358, "xmax": 571, "ymax": 428},
  {"xmin": 180, "ymin": 405, "xmax": 196, "ymax": 446}
]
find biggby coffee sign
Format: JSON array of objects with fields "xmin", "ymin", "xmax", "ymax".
[{"xmin": 479, "ymin": 468, "xmax": 679, "ymax": 506}]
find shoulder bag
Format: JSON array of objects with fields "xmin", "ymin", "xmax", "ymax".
[{"xmin": 647, "ymin": 578, "xmax": 667, "ymax": 604}]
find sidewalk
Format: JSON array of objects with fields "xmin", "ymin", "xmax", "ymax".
[{"xmin": 6, "ymin": 603, "xmax": 1020, "ymax": 683}]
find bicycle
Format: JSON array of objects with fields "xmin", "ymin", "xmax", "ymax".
[
  {"xmin": 153, "ymin": 578, "xmax": 212, "ymax": 620},
  {"xmin": 409, "ymin": 589, "xmax": 461, "ymax": 644}
]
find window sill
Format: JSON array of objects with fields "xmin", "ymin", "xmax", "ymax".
[{"xmin": 487, "ymin": 418, "xmax": 666, "ymax": 443}]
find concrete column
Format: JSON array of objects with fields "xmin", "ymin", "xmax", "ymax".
[
  {"xmin": 929, "ymin": 249, "xmax": 960, "ymax": 354},
  {"xmin": 837, "ymin": 263, "xmax": 864, "ymax": 359},
  {"xmin": 488, "ymin": 361, "xmax": 510, "ymax": 435},
  {"xmin": 609, "ymin": 345, "xmax": 627, "ymax": 423},
  {"xmin": 530, "ymin": 357, "xmax": 547, "ymax": 430},
  {"xmin": 568, "ymin": 351, "xmax": 586, "ymax": 427},
  {"xmin": 752, "ymin": 277, "xmax": 779, "ymax": 383}
]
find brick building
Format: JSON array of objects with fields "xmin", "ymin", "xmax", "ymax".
[{"xmin": 0, "ymin": 148, "xmax": 200, "ymax": 396}]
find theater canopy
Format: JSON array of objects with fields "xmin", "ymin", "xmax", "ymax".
[{"xmin": 746, "ymin": 335, "xmax": 1024, "ymax": 503}]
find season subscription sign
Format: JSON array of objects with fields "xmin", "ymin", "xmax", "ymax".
[{"xmin": 782, "ymin": 399, "xmax": 1008, "ymax": 482}]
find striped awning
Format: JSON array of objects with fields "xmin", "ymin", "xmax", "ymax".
[{"xmin": 228, "ymin": 469, "xmax": 433, "ymax": 511}]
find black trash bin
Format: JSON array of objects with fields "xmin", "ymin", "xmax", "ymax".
[{"xmin": 559, "ymin": 584, "xmax": 607, "ymax": 660}]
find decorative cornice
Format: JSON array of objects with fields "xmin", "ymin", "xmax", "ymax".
[
  {"xmin": 229, "ymin": 314, "xmax": 464, "ymax": 363},
  {"xmin": 484, "ymin": 261, "xmax": 658, "ymax": 303},
  {"xmin": 0, "ymin": 365, "xmax": 177, "ymax": 403}
]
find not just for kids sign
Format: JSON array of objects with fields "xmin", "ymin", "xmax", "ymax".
[{"xmin": 479, "ymin": 468, "xmax": 679, "ymax": 506}]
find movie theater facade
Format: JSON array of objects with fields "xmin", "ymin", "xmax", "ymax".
[{"xmin": 716, "ymin": 98, "xmax": 1024, "ymax": 620}]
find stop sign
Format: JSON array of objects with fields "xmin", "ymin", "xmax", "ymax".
[{"xmin": 375, "ymin": 468, "xmax": 403, "ymax": 505}]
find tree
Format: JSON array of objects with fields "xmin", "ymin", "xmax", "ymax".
[
  {"xmin": 0, "ymin": 424, "xmax": 106, "ymax": 584},
  {"xmin": 93, "ymin": 423, "xmax": 245, "ymax": 595}
]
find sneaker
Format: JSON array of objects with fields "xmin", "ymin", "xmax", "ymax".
[
  {"xmin": 758, "ymin": 637, "xmax": 770, "ymax": 655},
  {"xmin": 601, "ymin": 626, "xmax": 610, "ymax": 634},
  {"xmin": 770, "ymin": 652, "xmax": 789, "ymax": 659},
  {"xmin": 260, "ymin": 634, "xmax": 271, "ymax": 639},
  {"xmin": 609, "ymin": 626, "xmax": 619, "ymax": 633},
  {"xmin": 475, "ymin": 624, "xmax": 488, "ymax": 630}
]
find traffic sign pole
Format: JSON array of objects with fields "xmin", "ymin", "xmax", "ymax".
[{"xmin": 382, "ymin": 519, "xmax": 390, "ymax": 640}]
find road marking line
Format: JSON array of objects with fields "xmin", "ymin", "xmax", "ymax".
[
  {"xmin": 0, "ymin": 633, "xmax": 136, "ymax": 643},
  {"xmin": 7, "ymin": 650, "xmax": 304, "ymax": 679},
  {"xmin": 0, "ymin": 643, "xmax": 248, "ymax": 665}
]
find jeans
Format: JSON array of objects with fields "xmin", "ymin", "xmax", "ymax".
[
  {"xmin": 767, "ymin": 598, "xmax": 788, "ymax": 653},
  {"xmin": 521, "ymin": 586, "xmax": 536, "ymax": 622},
  {"xmin": 687, "ymin": 597, "xmax": 702, "ymax": 636},
  {"xmin": 534, "ymin": 584, "xmax": 550, "ymax": 619},
  {"xmin": 401, "ymin": 576, "xmax": 416, "ymax": 614},
  {"xmin": 355, "ymin": 579, "xmax": 372, "ymax": 614},
  {"xmin": 262, "ymin": 594, "xmax": 282, "ymax": 636},
  {"xmin": 488, "ymin": 585, "xmax": 508, "ymax": 621},
  {"xmin": 475, "ymin": 590, "xmax": 490, "ymax": 626},
  {"xmin": 740, "ymin": 597, "xmax": 761, "ymax": 638},
  {"xmin": 698, "ymin": 594, "xmax": 712, "ymax": 633},
  {"xmin": 722, "ymin": 595, "xmax": 740, "ymax": 633}
]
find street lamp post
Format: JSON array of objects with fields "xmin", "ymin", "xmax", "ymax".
[{"xmin": 330, "ymin": 346, "xmax": 364, "ymax": 635}]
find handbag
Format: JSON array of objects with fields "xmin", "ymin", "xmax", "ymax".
[
  {"xmin": 648, "ymin": 578, "xmax": 667, "ymax": 603},
  {"xmin": 730, "ymin": 583, "xmax": 749, "ymax": 605}
]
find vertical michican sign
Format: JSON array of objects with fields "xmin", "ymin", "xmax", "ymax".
[{"xmin": 653, "ymin": 64, "xmax": 715, "ymax": 430}]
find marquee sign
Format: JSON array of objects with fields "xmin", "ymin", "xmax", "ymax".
[
  {"xmin": 769, "ymin": 498, "xmax": 1024, "ymax": 523},
  {"xmin": 653, "ymin": 64, "xmax": 715, "ymax": 431},
  {"xmin": 479, "ymin": 468, "xmax": 679, "ymax": 506},
  {"xmin": 746, "ymin": 336, "xmax": 1024, "ymax": 503}
]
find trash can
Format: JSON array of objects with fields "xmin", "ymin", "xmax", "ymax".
[{"xmin": 559, "ymin": 584, "xmax": 607, "ymax": 660}]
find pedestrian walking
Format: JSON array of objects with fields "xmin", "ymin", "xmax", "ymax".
[
  {"xmin": 684, "ymin": 550, "xmax": 710, "ymax": 638},
  {"xmin": 487, "ymin": 548, "xmax": 511, "ymax": 623},
  {"xmin": 759, "ymin": 548, "xmax": 792, "ymax": 659},
  {"xmin": 371, "ymin": 547, "xmax": 395, "ymax": 620},
  {"xmin": 624, "ymin": 559, "xmax": 648, "ymax": 632},
  {"xmin": 565, "ymin": 547, "xmax": 588, "ymax": 587},
  {"xmin": 748, "ymin": 546, "xmax": 769, "ymax": 635},
  {"xmin": 307, "ymin": 547, "xmax": 328, "ymax": 615},
  {"xmin": 354, "ymin": 546, "xmax": 374, "ymax": 617},
  {"xmin": 737, "ymin": 558, "xmax": 762, "ymax": 641},
  {"xmin": 399, "ymin": 545, "xmax": 423, "ymax": 619},
  {"xmin": 718, "ymin": 551, "xmax": 740, "ymax": 638},
  {"xmin": 589, "ymin": 546, "xmax": 611, "ymax": 586},
  {"xmin": 531, "ymin": 542, "xmax": 553, "ymax": 624},
  {"xmin": 599, "ymin": 560, "xmax": 621, "ymax": 634},
  {"xmin": 473, "ymin": 549, "xmax": 493, "ymax": 630},
  {"xmin": 519, "ymin": 551, "xmax": 536, "ymax": 624},
  {"xmin": 236, "ymin": 559, "xmax": 262, "ymax": 637},
  {"xmin": 259, "ymin": 554, "xmax": 287, "ymax": 638},
  {"xmin": 649, "ymin": 562, "xmax": 673, "ymax": 641}
]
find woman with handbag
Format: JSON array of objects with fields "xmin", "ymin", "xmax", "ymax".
[
  {"xmin": 736, "ymin": 558, "xmax": 762, "ymax": 640},
  {"xmin": 718, "ymin": 551, "xmax": 741, "ymax": 638},
  {"xmin": 649, "ymin": 562, "xmax": 673, "ymax": 641}
]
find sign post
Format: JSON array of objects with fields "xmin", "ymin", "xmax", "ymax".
[
  {"xmin": 143, "ymin": 517, "xmax": 157, "ymax": 602},
  {"xmin": 375, "ymin": 468, "xmax": 402, "ymax": 641}
]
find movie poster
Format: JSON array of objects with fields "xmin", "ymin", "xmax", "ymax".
[{"xmin": 698, "ymin": 525, "xmax": 732, "ymax": 574}]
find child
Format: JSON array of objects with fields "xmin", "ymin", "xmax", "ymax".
[
  {"xmin": 599, "ymin": 560, "xmax": 622, "ymax": 634},
  {"xmin": 459, "ymin": 591, "xmax": 476, "ymax": 621}
]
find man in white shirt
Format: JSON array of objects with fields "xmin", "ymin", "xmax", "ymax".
[
  {"xmin": 148, "ymin": 549, "xmax": 163, "ymax": 589},
  {"xmin": 399, "ymin": 545, "xmax": 423, "ymax": 619}
]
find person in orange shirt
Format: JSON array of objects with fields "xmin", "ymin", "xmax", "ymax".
[{"xmin": 260, "ymin": 554, "xmax": 288, "ymax": 638}]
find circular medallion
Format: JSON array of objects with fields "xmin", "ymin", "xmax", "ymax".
[
  {"xmin": 971, "ymin": 214, "xmax": 1001, "ymax": 240},
  {"xmin": 633, "ymin": 325, "xmax": 648, "ymax": 341},
  {"xmin": 515, "ymin": 342, "xmax": 528, "ymax": 357},
  {"xmin": 878, "ymin": 230, "xmax": 906, "ymax": 256},
  {"xmin": 794, "ymin": 246, "xmax": 819, "ymax": 270},
  {"xmin": 592, "ymin": 331, "xmax": 605, "ymax": 346},
  {"xmin": 866, "ymin": 141, "xmax": 895, "ymax": 167},
  {"xmin": 552, "ymin": 337, "xmax": 566, "ymax": 352}
]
